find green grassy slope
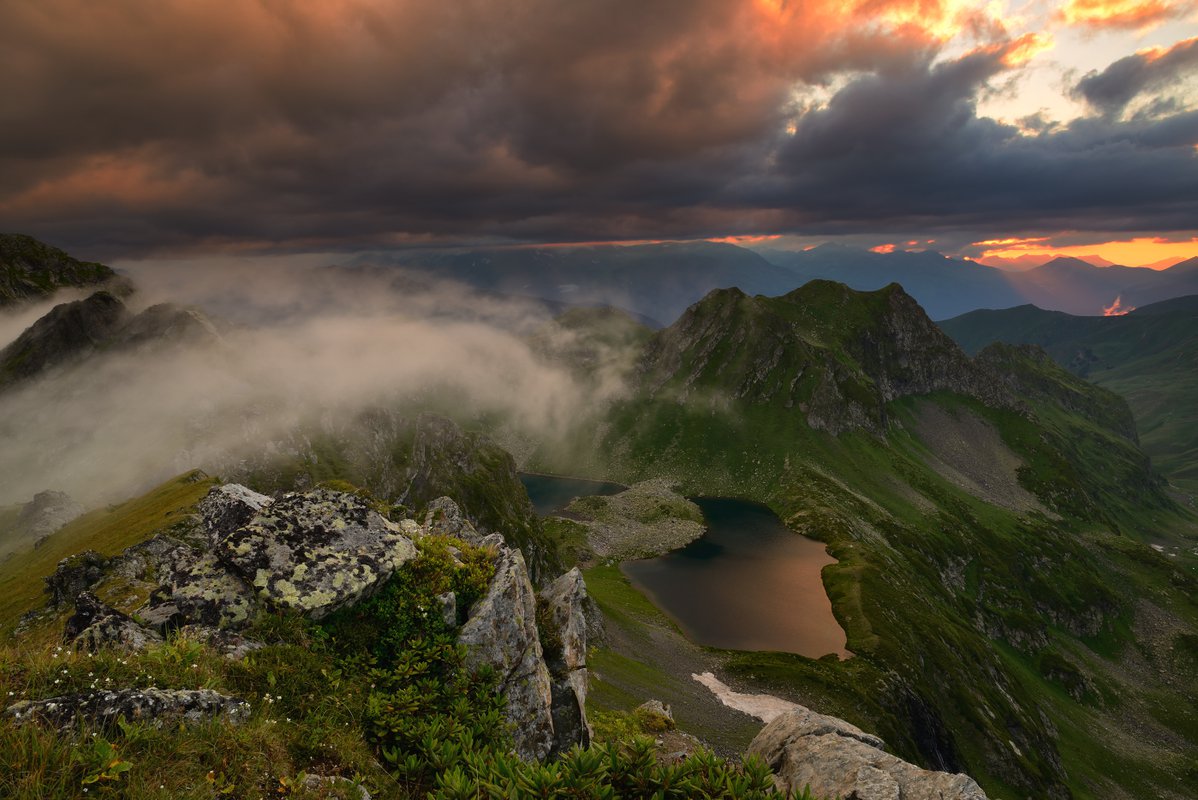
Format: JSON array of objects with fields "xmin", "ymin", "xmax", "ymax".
[
  {"xmin": 0, "ymin": 471, "xmax": 216, "ymax": 636},
  {"xmin": 535, "ymin": 284, "xmax": 1198, "ymax": 799},
  {"xmin": 940, "ymin": 297, "xmax": 1198, "ymax": 493}
]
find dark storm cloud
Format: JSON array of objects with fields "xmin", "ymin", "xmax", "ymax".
[
  {"xmin": 756, "ymin": 43, "xmax": 1198, "ymax": 236},
  {"xmin": 1073, "ymin": 37, "xmax": 1198, "ymax": 116},
  {"xmin": 1, "ymin": 1, "xmax": 1197, "ymax": 256}
]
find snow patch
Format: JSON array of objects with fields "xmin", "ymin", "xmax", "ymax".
[{"xmin": 691, "ymin": 671, "xmax": 799, "ymax": 723}]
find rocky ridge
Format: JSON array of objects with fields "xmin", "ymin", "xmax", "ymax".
[
  {"xmin": 635, "ymin": 281, "xmax": 1020, "ymax": 434},
  {"xmin": 0, "ymin": 233, "xmax": 123, "ymax": 307},
  {"xmin": 8, "ymin": 483, "xmax": 594, "ymax": 762}
]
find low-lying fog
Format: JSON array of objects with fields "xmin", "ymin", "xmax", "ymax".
[{"xmin": 0, "ymin": 259, "xmax": 633, "ymax": 510}]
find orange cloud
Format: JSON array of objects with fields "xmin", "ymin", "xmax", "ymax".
[
  {"xmin": 1058, "ymin": 0, "xmax": 1197, "ymax": 30},
  {"xmin": 708, "ymin": 234, "xmax": 784, "ymax": 245},
  {"xmin": 870, "ymin": 243, "xmax": 898, "ymax": 253},
  {"xmin": 974, "ymin": 235, "xmax": 1198, "ymax": 268},
  {"xmin": 0, "ymin": 153, "xmax": 217, "ymax": 215}
]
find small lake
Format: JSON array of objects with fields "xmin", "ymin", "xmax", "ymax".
[
  {"xmin": 623, "ymin": 497, "xmax": 850, "ymax": 659},
  {"xmin": 519, "ymin": 473, "xmax": 626, "ymax": 515}
]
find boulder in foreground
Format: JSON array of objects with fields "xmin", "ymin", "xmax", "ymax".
[{"xmin": 748, "ymin": 706, "xmax": 989, "ymax": 800}]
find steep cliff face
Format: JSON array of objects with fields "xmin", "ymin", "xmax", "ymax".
[
  {"xmin": 0, "ymin": 234, "xmax": 122, "ymax": 307},
  {"xmin": 636, "ymin": 281, "xmax": 1015, "ymax": 434}
]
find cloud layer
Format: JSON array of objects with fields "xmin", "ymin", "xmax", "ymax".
[
  {"xmin": 0, "ymin": 266, "xmax": 621, "ymax": 507},
  {"xmin": 1, "ymin": 0, "xmax": 1197, "ymax": 255}
]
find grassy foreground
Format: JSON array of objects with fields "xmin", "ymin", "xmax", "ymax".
[{"xmin": 0, "ymin": 475, "xmax": 824, "ymax": 799}]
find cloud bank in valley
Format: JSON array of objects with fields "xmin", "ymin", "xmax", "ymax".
[
  {"xmin": 0, "ymin": 267, "xmax": 628, "ymax": 508},
  {"xmin": 1, "ymin": 0, "xmax": 1197, "ymax": 256}
]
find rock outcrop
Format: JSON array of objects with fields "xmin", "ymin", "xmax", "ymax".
[
  {"xmin": 217, "ymin": 489, "xmax": 419, "ymax": 620},
  {"xmin": 458, "ymin": 543, "xmax": 554, "ymax": 762},
  {"xmin": 0, "ymin": 233, "xmax": 119, "ymax": 308},
  {"xmin": 423, "ymin": 495, "xmax": 484, "ymax": 545},
  {"xmin": 538, "ymin": 567, "xmax": 594, "ymax": 756},
  {"xmin": 563, "ymin": 478, "xmax": 704, "ymax": 560},
  {"xmin": 748, "ymin": 706, "xmax": 989, "ymax": 800},
  {"xmin": 16, "ymin": 490, "xmax": 82, "ymax": 543},
  {"xmin": 221, "ymin": 413, "xmax": 558, "ymax": 583},
  {"xmin": 45, "ymin": 550, "xmax": 109, "ymax": 607},
  {"xmin": 5, "ymin": 689, "xmax": 249, "ymax": 732},
  {"xmin": 64, "ymin": 592, "xmax": 163, "ymax": 653},
  {"xmin": 197, "ymin": 483, "xmax": 273, "ymax": 544}
]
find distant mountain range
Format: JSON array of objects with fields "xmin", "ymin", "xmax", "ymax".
[
  {"xmin": 358, "ymin": 241, "xmax": 799, "ymax": 327},
  {"xmin": 369, "ymin": 241, "xmax": 1198, "ymax": 324},
  {"xmin": 940, "ymin": 295, "xmax": 1198, "ymax": 491}
]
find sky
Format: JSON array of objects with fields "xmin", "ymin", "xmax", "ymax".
[{"xmin": 2, "ymin": 0, "xmax": 1197, "ymax": 267}]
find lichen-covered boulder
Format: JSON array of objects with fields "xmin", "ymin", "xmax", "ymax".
[
  {"xmin": 198, "ymin": 483, "xmax": 273, "ymax": 544},
  {"xmin": 217, "ymin": 489, "xmax": 418, "ymax": 620},
  {"xmin": 4, "ymin": 688, "xmax": 249, "ymax": 732},
  {"xmin": 458, "ymin": 544, "xmax": 554, "ymax": 762},
  {"xmin": 538, "ymin": 567, "xmax": 594, "ymax": 756},
  {"xmin": 144, "ymin": 548, "xmax": 257, "ymax": 630},
  {"xmin": 44, "ymin": 550, "xmax": 108, "ymax": 607},
  {"xmin": 64, "ymin": 592, "xmax": 162, "ymax": 653},
  {"xmin": 747, "ymin": 707, "xmax": 989, "ymax": 800}
]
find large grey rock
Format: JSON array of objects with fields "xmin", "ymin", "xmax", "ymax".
[
  {"xmin": 423, "ymin": 496, "xmax": 483, "ymax": 544},
  {"xmin": 63, "ymin": 592, "xmax": 162, "ymax": 653},
  {"xmin": 217, "ymin": 489, "xmax": 419, "ymax": 620},
  {"xmin": 4, "ymin": 689, "xmax": 249, "ymax": 732},
  {"xmin": 143, "ymin": 547, "xmax": 257, "ymax": 630},
  {"xmin": 748, "ymin": 707, "xmax": 989, "ymax": 800},
  {"xmin": 198, "ymin": 484, "xmax": 273, "ymax": 544},
  {"xmin": 458, "ymin": 545, "xmax": 554, "ymax": 762},
  {"xmin": 538, "ymin": 567, "xmax": 594, "ymax": 756}
]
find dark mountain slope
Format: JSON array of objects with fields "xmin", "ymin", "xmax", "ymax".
[
  {"xmin": 940, "ymin": 296, "xmax": 1198, "ymax": 491},
  {"xmin": 0, "ymin": 292, "xmax": 221, "ymax": 391}
]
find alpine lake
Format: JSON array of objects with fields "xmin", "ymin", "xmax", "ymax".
[{"xmin": 520, "ymin": 475, "xmax": 850, "ymax": 659}]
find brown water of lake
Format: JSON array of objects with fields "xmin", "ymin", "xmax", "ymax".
[{"xmin": 621, "ymin": 497, "xmax": 851, "ymax": 659}]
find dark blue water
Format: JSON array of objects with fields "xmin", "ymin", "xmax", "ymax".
[
  {"xmin": 622, "ymin": 497, "xmax": 849, "ymax": 658},
  {"xmin": 519, "ymin": 473, "xmax": 626, "ymax": 515}
]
